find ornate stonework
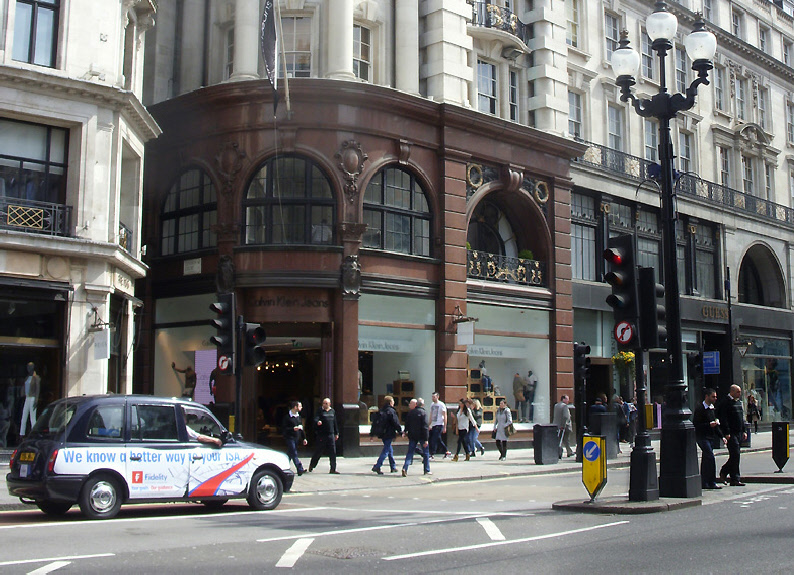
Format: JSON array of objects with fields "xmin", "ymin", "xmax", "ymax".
[
  {"xmin": 335, "ymin": 140, "xmax": 368, "ymax": 204},
  {"xmin": 341, "ymin": 255, "xmax": 362, "ymax": 300},
  {"xmin": 215, "ymin": 142, "xmax": 247, "ymax": 196}
]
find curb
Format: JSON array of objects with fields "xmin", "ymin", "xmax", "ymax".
[{"xmin": 552, "ymin": 497, "xmax": 701, "ymax": 514}]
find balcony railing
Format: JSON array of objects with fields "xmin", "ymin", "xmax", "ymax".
[
  {"xmin": 573, "ymin": 139, "xmax": 794, "ymax": 227},
  {"xmin": 119, "ymin": 222, "xmax": 133, "ymax": 253},
  {"xmin": 0, "ymin": 197, "xmax": 72, "ymax": 236},
  {"xmin": 471, "ymin": 1, "xmax": 529, "ymax": 44},
  {"xmin": 467, "ymin": 249, "xmax": 545, "ymax": 287}
]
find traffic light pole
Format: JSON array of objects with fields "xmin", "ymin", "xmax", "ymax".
[
  {"xmin": 234, "ymin": 315, "xmax": 243, "ymax": 435},
  {"xmin": 629, "ymin": 350, "xmax": 659, "ymax": 501}
]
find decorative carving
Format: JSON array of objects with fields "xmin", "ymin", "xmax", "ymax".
[
  {"xmin": 216, "ymin": 255, "xmax": 235, "ymax": 294},
  {"xmin": 534, "ymin": 181, "xmax": 550, "ymax": 204},
  {"xmin": 215, "ymin": 142, "xmax": 247, "ymax": 195},
  {"xmin": 335, "ymin": 141, "xmax": 368, "ymax": 204},
  {"xmin": 502, "ymin": 166, "xmax": 522, "ymax": 193},
  {"xmin": 341, "ymin": 255, "xmax": 362, "ymax": 300},
  {"xmin": 339, "ymin": 221, "xmax": 368, "ymax": 242},
  {"xmin": 467, "ymin": 163, "xmax": 483, "ymax": 188},
  {"xmin": 398, "ymin": 139, "xmax": 411, "ymax": 164}
]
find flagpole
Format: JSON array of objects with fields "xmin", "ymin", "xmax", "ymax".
[{"xmin": 275, "ymin": 0, "xmax": 291, "ymax": 118}]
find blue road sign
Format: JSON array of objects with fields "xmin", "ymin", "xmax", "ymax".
[
  {"xmin": 584, "ymin": 440, "xmax": 601, "ymax": 462},
  {"xmin": 703, "ymin": 351, "xmax": 720, "ymax": 375}
]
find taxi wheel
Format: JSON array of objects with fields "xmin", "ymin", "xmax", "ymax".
[
  {"xmin": 79, "ymin": 474, "xmax": 123, "ymax": 519},
  {"xmin": 36, "ymin": 500, "xmax": 72, "ymax": 516},
  {"xmin": 247, "ymin": 469, "xmax": 283, "ymax": 511}
]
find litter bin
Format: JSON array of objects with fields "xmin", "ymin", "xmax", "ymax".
[
  {"xmin": 588, "ymin": 412, "xmax": 618, "ymax": 459},
  {"xmin": 533, "ymin": 423, "xmax": 561, "ymax": 465}
]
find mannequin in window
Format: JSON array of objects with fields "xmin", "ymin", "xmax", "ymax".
[
  {"xmin": 172, "ymin": 363, "xmax": 196, "ymax": 400},
  {"xmin": 311, "ymin": 219, "xmax": 332, "ymax": 243},
  {"xmin": 20, "ymin": 362, "xmax": 40, "ymax": 436}
]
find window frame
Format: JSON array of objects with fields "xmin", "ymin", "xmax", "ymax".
[
  {"xmin": 160, "ymin": 168, "xmax": 218, "ymax": 256},
  {"xmin": 12, "ymin": 0, "xmax": 60, "ymax": 68},
  {"xmin": 675, "ymin": 45, "xmax": 688, "ymax": 95},
  {"xmin": 566, "ymin": 0, "xmax": 580, "ymax": 48},
  {"xmin": 605, "ymin": 13, "xmax": 620, "ymax": 61},
  {"xmin": 568, "ymin": 90, "xmax": 582, "ymax": 139},
  {"xmin": 477, "ymin": 59, "xmax": 498, "ymax": 116},
  {"xmin": 641, "ymin": 31, "xmax": 655, "ymax": 80},
  {"xmin": 280, "ymin": 14, "xmax": 312, "ymax": 78},
  {"xmin": 353, "ymin": 23, "xmax": 372, "ymax": 82},
  {"xmin": 607, "ymin": 104, "xmax": 623, "ymax": 151},
  {"xmin": 644, "ymin": 119, "xmax": 658, "ymax": 162},
  {"xmin": 571, "ymin": 193, "xmax": 597, "ymax": 281}
]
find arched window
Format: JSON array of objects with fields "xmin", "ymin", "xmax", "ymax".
[
  {"xmin": 161, "ymin": 168, "xmax": 217, "ymax": 256},
  {"xmin": 363, "ymin": 167, "xmax": 431, "ymax": 256},
  {"xmin": 244, "ymin": 155, "xmax": 336, "ymax": 245}
]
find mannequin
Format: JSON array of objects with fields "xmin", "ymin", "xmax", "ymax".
[
  {"xmin": 20, "ymin": 362, "xmax": 40, "ymax": 435},
  {"xmin": 526, "ymin": 370, "xmax": 538, "ymax": 422},
  {"xmin": 172, "ymin": 363, "xmax": 196, "ymax": 399}
]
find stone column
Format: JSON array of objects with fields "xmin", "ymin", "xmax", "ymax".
[
  {"xmin": 327, "ymin": 0, "xmax": 355, "ymax": 80},
  {"xmin": 229, "ymin": 0, "xmax": 260, "ymax": 80},
  {"xmin": 526, "ymin": 0, "xmax": 568, "ymax": 134},
  {"xmin": 395, "ymin": 0, "xmax": 419, "ymax": 94}
]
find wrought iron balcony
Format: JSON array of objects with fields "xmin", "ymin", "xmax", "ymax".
[
  {"xmin": 467, "ymin": 249, "xmax": 545, "ymax": 287},
  {"xmin": 573, "ymin": 139, "xmax": 794, "ymax": 227},
  {"xmin": 470, "ymin": 1, "xmax": 529, "ymax": 44},
  {"xmin": 0, "ymin": 197, "xmax": 72, "ymax": 236},
  {"xmin": 119, "ymin": 222, "xmax": 133, "ymax": 253}
]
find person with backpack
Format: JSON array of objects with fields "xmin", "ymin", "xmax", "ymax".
[{"xmin": 371, "ymin": 395, "xmax": 401, "ymax": 474}]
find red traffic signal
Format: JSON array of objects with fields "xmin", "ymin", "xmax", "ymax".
[
  {"xmin": 604, "ymin": 234, "xmax": 639, "ymax": 348},
  {"xmin": 244, "ymin": 323, "xmax": 267, "ymax": 367},
  {"xmin": 209, "ymin": 292, "xmax": 236, "ymax": 374}
]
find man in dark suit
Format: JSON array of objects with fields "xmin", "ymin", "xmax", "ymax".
[
  {"xmin": 282, "ymin": 400, "xmax": 307, "ymax": 476},
  {"xmin": 309, "ymin": 397, "xmax": 340, "ymax": 474},
  {"xmin": 717, "ymin": 384, "xmax": 747, "ymax": 486},
  {"xmin": 401, "ymin": 398, "xmax": 430, "ymax": 476},
  {"xmin": 693, "ymin": 388, "xmax": 726, "ymax": 489}
]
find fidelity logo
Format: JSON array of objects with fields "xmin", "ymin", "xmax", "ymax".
[{"xmin": 132, "ymin": 471, "xmax": 143, "ymax": 484}]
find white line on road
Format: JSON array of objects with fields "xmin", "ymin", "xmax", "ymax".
[
  {"xmin": 0, "ymin": 554, "xmax": 113, "ymax": 567},
  {"xmin": 275, "ymin": 538, "xmax": 314, "ymax": 568},
  {"xmin": 27, "ymin": 561, "xmax": 72, "ymax": 574},
  {"xmin": 383, "ymin": 521, "xmax": 630, "ymax": 561},
  {"xmin": 476, "ymin": 517, "xmax": 505, "ymax": 541}
]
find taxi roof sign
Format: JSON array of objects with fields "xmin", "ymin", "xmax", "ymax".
[{"xmin": 582, "ymin": 434, "xmax": 607, "ymax": 501}]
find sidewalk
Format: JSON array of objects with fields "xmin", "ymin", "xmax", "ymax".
[{"xmin": 2, "ymin": 431, "xmax": 791, "ymax": 512}]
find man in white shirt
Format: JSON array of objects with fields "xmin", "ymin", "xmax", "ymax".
[{"xmin": 429, "ymin": 392, "xmax": 452, "ymax": 459}]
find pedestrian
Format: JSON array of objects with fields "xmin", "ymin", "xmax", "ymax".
[
  {"xmin": 468, "ymin": 398, "xmax": 485, "ymax": 457},
  {"xmin": 429, "ymin": 392, "xmax": 452, "ymax": 459},
  {"xmin": 494, "ymin": 399, "xmax": 513, "ymax": 461},
  {"xmin": 613, "ymin": 395, "xmax": 627, "ymax": 454},
  {"xmin": 282, "ymin": 400, "xmax": 307, "ymax": 476},
  {"xmin": 626, "ymin": 397, "xmax": 638, "ymax": 446},
  {"xmin": 308, "ymin": 397, "xmax": 340, "ymax": 474},
  {"xmin": 693, "ymin": 388, "xmax": 726, "ymax": 490},
  {"xmin": 553, "ymin": 394, "xmax": 574, "ymax": 458},
  {"xmin": 372, "ymin": 395, "xmax": 401, "ymax": 474},
  {"xmin": 513, "ymin": 373, "xmax": 527, "ymax": 422},
  {"xmin": 452, "ymin": 399, "xmax": 477, "ymax": 461},
  {"xmin": 717, "ymin": 384, "xmax": 747, "ymax": 486},
  {"xmin": 746, "ymin": 394, "xmax": 761, "ymax": 433},
  {"xmin": 402, "ymin": 397, "xmax": 431, "ymax": 476}
]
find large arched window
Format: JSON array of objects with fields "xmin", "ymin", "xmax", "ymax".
[
  {"xmin": 363, "ymin": 167, "xmax": 431, "ymax": 256},
  {"xmin": 244, "ymin": 155, "xmax": 336, "ymax": 245},
  {"xmin": 161, "ymin": 168, "xmax": 217, "ymax": 256}
]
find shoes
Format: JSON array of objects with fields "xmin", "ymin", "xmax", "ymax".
[
  {"xmin": 704, "ymin": 483, "xmax": 722, "ymax": 490},
  {"xmin": 297, "ymin": 469, "xmax": 305, "ymax": 476},
  {"xmin": 567, "ymin": 453, "xmax": 574, "ymax": 458},
  {"xmin": 480, "ymin": 447, "xmax": 485, "ymax": 456},
  {"xmin": 390, "ymin": 468, "xmax": 398, "ymax": 473},
  {"xmin": 329, "ymin": 470, "xmax": 340, "ymax": 474},
  {"xmin": 452, "ymin": 454, "xmax": 458, "ymax": 462},
  {"xmin": 401, "ymin": 469, "xmax": 407, "ymax": 477},
  {"xmin": 719, "ymin": 471, "xmax": 728, "ymax": 485},
  {"xmin": 444, "ymin": 452, "xmax": 452, "ymax": 459},
  {"xmin": 424, "ymin": 471, "xmax": 432, "ymax": 475},
  {"xmin": 429, "ymin": 456, "xmax": 435, "ymax": 461},
  {"xmin": 499, "ymin": 456, "xmax": 506, "ymax": 461},
  {"xmin": 372, "ymin": 467, "xmax": 383, "ymax": 475},
  {"xmin": 730, "ymin": 480, "xmax": 746, "ymax": 486},
  {"xmin": 465, "ymin": 454, "xmax": 470, "ymax": 461},
  {"xmin": 308, "ymin": 467, "xmax": 314, "ymax": 473}
]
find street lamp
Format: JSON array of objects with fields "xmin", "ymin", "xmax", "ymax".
[{"xmin": 610, "ymin": 1, "xmax": 717, "ymax": 499}]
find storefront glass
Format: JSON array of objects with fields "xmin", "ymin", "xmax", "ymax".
[{"xmin": 741, "ymin": 335, "xmax": 792, "ymax": 422}]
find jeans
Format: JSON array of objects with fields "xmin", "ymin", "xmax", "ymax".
[
  {"xmin": 285, "ymin": 437, "xmax": 305, "ymax": 472},
  {"xmin": 429, "ymin": 425, "xmax": 447, "ymax": 455},
  {"xmin": 375, "ymin": 437, "xmax": 396, "ymax": 470},
  {"xmin": 403, "ymin": 439, "xmax": 430, "ymax": 473},
  {"xmin": 455, "ymin": 428, "xmax": 471, "ymax": 456},
  {"xmin": 470, "ymin": 427, "xmax": 484, "ymax": 453},
  {"xmin": 696, "ymin": 436, "xmax": 717, "ymax": 486}
]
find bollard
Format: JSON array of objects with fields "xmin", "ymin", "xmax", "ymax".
[{"xmin": 772, "ymin": 421, "xmax": 790, "ymax": 472}]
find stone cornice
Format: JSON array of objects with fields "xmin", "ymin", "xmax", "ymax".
[{"xmin": 0, "ymin": 65, "xmax": 161, "ymax": 140}]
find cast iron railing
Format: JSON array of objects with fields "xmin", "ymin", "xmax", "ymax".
[
  {"xmin": 470, "ymin": 1, "xmax": 529, "ymax": 44},
  {"xmin": 467, "ymin": 249, "xmax": 545, "ymax": 287},
  {"xmin": 0, "ymin": 197, "xmax": 72, "ymax": 236}
]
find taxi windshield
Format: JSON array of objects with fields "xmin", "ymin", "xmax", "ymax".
[{"xmin": 30, "ymin": 401, "xmax": 78, "ymax": 436}]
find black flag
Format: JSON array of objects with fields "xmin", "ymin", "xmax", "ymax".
[{"xmin": 260, "ymin": 0, "xmax": 277, "ymax": 89}]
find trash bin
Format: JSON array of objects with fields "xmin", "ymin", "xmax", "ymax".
[
  {"xmin": 533, "ymin": 423, "xmax": 561, "ymax": 464},
  {"xmin": 588, "ymin": 412, "xmax": 618, "ymax": 459}
]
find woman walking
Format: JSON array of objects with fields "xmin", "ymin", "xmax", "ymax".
[
  {"xmin": 453, "ymin": 399, "xmax": 478, "ymax": 461},
  {"xmin": 468, "ymin": 398, "xmax": 485, "ymax": 457},
  {"xmin": 746, "ymin": 394, "xmax": 762, "ymax": 433},
  {"xmin": 372, "ymin": 396, "xmax": 402, "ymax": 474},
  {"xmin": 494, "ymin": 399, "xmax": 513, "ymax": 461}
]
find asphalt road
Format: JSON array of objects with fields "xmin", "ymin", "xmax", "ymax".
[{"xmin": 1, "ymin": 450, "xmax": 791, "ymax": 574}]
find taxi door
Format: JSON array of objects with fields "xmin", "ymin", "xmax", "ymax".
[{"xmin": 126, "ymin": 403, "xmax": 190, "ymax": 499}]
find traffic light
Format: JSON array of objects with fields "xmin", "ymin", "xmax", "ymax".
[
  {"xmin": 638, "ymin": 266, "xmax": 667, "ymax": 349},
  {"xmin": 244, "ymin": 322, "xmax": 267, "ymax": 367},
  {"xmin": 604, "ymin": 234, "xmax": 639, "ymax": 349},
  {"xmin": 209, "ymin": 292, "xmax": 236, "ymax": 373},
  {"xmin": 574, "ymin": 342, "xmax": 591, "ymax": 382}
]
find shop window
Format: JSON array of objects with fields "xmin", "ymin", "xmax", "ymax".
[
  {"xmin": 363, "ymin": 166, "xmax": 430, "ymax": 256},
  {"xmin": 12, "ymin": 0, "xmax": 59, "ymax": 68},
  {"xmin": 161, "ymin": 168, "xmax": 217, "ymax": 256},
  {"xmin": 244, "ymin": 155, "xmax": 336, "ymax": 246},
  {"xmin": 0, "ymin": 117, "xmax": 68, "ymax": 205},
  {"xmin": 741, "ymin": 337, "xmax": 792, "ymax": 422}
]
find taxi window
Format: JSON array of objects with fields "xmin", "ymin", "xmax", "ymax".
[
  {"xmin": 183, "ymin": 406, "xmax": 223, "ymax": 441},
  {"xmin": 130, "ymin": 404, "xmax": 179, "ymax": 441},
  {"xmin": 86, "ymin": 405, "xmax": 124, "ymax": 440}
]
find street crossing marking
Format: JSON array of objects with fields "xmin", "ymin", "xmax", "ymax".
[
  {"xmin": 276, "ymin": 538, "xmax": 314, "ymax": 568},
  {"xmin": 0, "ymin": 554, "xmax": 114, "ymax": 567},
  {"xmin": 476, "ymin": 518, "xmax": 505, "ymax": 541},
  {"xmin": 27, "ymin": 561, "xmax": 71, "ymax": 574}
]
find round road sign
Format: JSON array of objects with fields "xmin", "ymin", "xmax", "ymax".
[
  {"xmin": 218, "ymin": 355, "xmax": 231, "ymax": 371},
  {"xmin": 614, "ymin": 321, "xmax": 634, "ymax": 345}
]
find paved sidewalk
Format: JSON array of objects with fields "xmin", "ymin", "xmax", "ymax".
[{"xmin": 2, "ymin": 431, "xmax": 791, "ymax": 512}]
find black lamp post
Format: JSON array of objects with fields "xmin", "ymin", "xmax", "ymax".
[{"xmin": 611, "ymin": 1, "xmax": 717, "ymax": 498}]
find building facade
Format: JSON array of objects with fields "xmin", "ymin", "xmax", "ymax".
[{"xmin": 0, "ymin": 0, "xmax": 159, "ymax": 446}]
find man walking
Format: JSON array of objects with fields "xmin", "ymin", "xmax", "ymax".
[
  {"xmin": 717, "ymin": 384, "xmax": 747, "ymax": 486},
  {"xmin": 429, "ymin": 392, "xmax": 451, "ymax": 459},
  {"xmin": 402, "ymin": 398, "xmax": 430, "ymax": 476},
  {"xmin": 282, "ymin": 401, "xmax": 307, "ymax": 476},
  {"xmin": 309, "ymin": 397, "xmax": 340, "ymax": 474},
  {"xmin": 372, "ymin": 395, "xmax": 401, "ymax": 474},
  {"xmin": 553, "ymin": 394, "xmax": 574, "ymax": 458},
  {"xmin": 694, "ymin": 388, "xmax": 725, "ymax": 490}
]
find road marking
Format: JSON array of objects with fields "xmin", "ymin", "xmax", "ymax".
[
  {"xmin": 476, "ymin": 518, "xmax": 505, "ymax": 541},
  {"xmin": 275, "ymin": 538, "xmax": 314, "ymax": 568},
  {"xmin": 27, "ymin": 561, "xmax": 72, "ymax": 574},
  {"xmin": 383, "ymin": 521, "xmax": 629, "ymax": 561},
  {"xmin": 0, "ymin": 554, "xmax": 113, "ymax": 567}
]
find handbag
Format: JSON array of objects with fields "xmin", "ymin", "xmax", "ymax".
[
  {"xmin": 491, "ymin": 428, "xmax": 497, "ymax": 439},
  {"xmin": 506, "ymin": 423, "xmax": 516, "ymax": 437}
]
